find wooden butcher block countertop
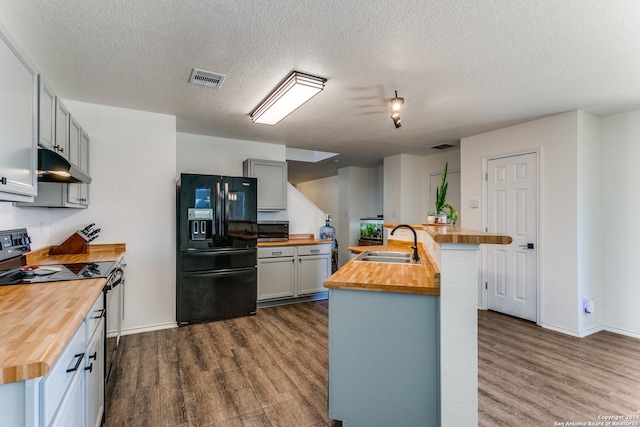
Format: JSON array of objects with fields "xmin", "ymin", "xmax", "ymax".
[
  {"xmin": 325, "ymin": 226, "xmax": 511, "ymax": 296},
  {"xmin": 258, "ymin": 233, "xmax": 332, "ymax": 247},
  {"xmin": 324, "ymin": 241, "xmax": 441, "ymax": 296},
  {"xmin": 0, "ymin": 244, "xmax": 125, "ymax": 385},
  {"xmin": 384, "ymin": 223, "xmax": 513, "ymax": 245},
  {"xmin": 420, "ymin": 225, "xmax": 512, "ymax": 245}
]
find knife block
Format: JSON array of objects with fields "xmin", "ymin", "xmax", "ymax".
[{"xmin": 49, "ymin": 232, "xmax": 89, "ymax": 255}]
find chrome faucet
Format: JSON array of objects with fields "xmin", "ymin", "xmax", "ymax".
[{"xmin": 390, "ymin": 224, "xmax": 420, "ymax": 262}]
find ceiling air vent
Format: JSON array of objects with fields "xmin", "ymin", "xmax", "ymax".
[
  {"xmin": 430, "ymin": 143, "xmax": 456, "ymax": 150},
  {"xmin": 189, "ymin": 68, "xmax": 226, "ymax": 88}
]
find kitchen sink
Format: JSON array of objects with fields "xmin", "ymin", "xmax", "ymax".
[
  {"xmin": 362, "ymin": 251, "xmax": 411, "ymax": 258},
  {"xmin": 354, "ymin": 250, "xmax": 421, "ymax": 265}
]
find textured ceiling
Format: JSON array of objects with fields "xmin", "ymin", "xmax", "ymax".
[{"xmin": 1, "ymin": 0, "xmax": 639, "ymax": 183}]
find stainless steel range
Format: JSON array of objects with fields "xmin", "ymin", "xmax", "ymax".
[
  {"xmin": 104, "ymin": 259, "xmax": 124, "ymax": 399},
  {"xmin": 0, "ymin": 260, "xmax": 116, "ymax": 285}
]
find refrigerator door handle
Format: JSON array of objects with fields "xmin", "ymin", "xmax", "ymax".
[
  {"xmin": 181, "ymin": 248, "xmax": 256, "ymax": 256},
  {"xmin": 216, "ymin": 182, "xmax": 222, "ymax": 239},
  {"xmin": 181, "ymin": 266, "xmax": 256, "ymax": 278},
  {"xmin": 224, "ymin": 182, "xmax": 230, "ymax": 238}
]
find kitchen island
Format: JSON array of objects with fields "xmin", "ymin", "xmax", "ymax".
[
  {"xmin": 324, "ymin": 225, "xmax": 511, "ymax": 427},
  {"xmin": 0, "ymin": 243, "xmax": 125, "ymax": 427}
]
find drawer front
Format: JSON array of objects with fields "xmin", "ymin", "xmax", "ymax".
[
  {"xmin": 85, "ymin": 293, "xmax": 104, "ymax": 342},
  {"xmin": 257, "ymin": 246, "xmax": 295, "ymax": 258},
  {"xmin": 41, "ymin": 321, "xmax": 86, "ymax": 425},
  {"xmin": 297, "ymin": 244, "xmax": 331, "ymax": 256}
]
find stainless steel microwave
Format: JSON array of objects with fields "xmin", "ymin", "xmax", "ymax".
[{"xmin": 257, "ymin": 221, "xmax": 289, "ymax": 242}]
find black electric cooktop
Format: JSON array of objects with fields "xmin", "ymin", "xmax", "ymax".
[{"xmin": 0, "ymin": 261, "xmax": 116, "ymax": 286}]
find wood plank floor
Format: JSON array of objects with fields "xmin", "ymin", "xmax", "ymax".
[
  {"xmin": 106, "ymin": 302, "xmax": 640, "ymax": 426},
  {"xmin": 478, "ymin": 311, "xmax": 640, "ymax": 426},
  {"xmin": 106, "ymin": 301, "xmax": 332, "ymax": 427}
]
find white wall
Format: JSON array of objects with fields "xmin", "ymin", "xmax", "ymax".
[
  {"xmin": 367, "ymin": 165, "xmax": 384, "ymax": 217},
  {"xmin": 296, "ymin": 165, "xmax": 383, "ymax": 257},
  {"xmin": 601, "ymin": 109, "xmax": 640, "ymax": 338},
  {"xmin": 176, "ymin": 132, "xmax": 285, "ymax": 177},
  {"xmin": 383, "ymin": 154, "xmax": 424, "ymax": 224},
  {"xmin": 4, "ymin": 101, "xmax": 178, "ymax": 335},
  {"xmin": 424, "ymin": 150, "xmax": 461, "ymax": 220},
  {"xmin": 577, "ymin": 111, "xmax": 603, "ymax": 334},
  {"xmin": 338, "ymin": 167, "xmax": 371, "ymax": 267},
  {"xmin": 57, "ymin": 101, "xmax": 177, "ymax": 334},
  {"xmin": 0, "ymin": 204, "xmax": 51, "ymax": 249},
  {"xmin": 296, "ymin": 175, "xmax": 339, "ymax": 222},
  {"xmin": 384, "ymin": 151, "xmax": 460, "ymax": 225},
  {"xmin": 383, "ymin": 155, "xmax": 402, "ymax": 222},
  {"xmin": 461, "ymin": 111, "xmax": 582, "ymax": 335}
]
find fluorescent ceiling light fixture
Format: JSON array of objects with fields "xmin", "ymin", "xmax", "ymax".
[{"xmin": 251, "ymin": 71, "xmax": 326, "ymax": 125}]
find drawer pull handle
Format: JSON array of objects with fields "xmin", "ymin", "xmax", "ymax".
[
  {"xmin": 310, "ymin": 249, "xmax": 320, "ymax": 253},
  {"xmin": 85, "ymin": 363, "xmax": 93, "ymax": 373},
  {"xmin": 92, "ymin": 309, "xmax": 105, "ymax": 319},
  {"xmin": 66, "ymin": 353, "xmax": 85, "ymax": 373},
  {"xmin": 272, "ymin": 251, "xmax": 282, "ymax": 256},
  {"xmin": 89, "ymin": 352, "xmax": 97, "ymax": 361}
]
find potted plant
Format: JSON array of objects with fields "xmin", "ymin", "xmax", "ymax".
[{"xmin": 433, "ymin": 162, "xmax": 458, "ymax": 225}]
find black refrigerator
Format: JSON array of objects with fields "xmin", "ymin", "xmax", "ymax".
[{"xmin": 176, "ymin": 173, "xmax": 258, "ymax": 326}]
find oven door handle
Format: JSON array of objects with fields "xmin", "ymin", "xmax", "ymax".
[{"xmin": 105, "ymin": 267, "xmax": 124, "ymax": 291}]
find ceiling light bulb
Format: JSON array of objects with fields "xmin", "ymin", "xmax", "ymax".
[
  {"xmin": 389, "ymin": 91, "xmax": 404, "ymax": 129},
  {"xmin": 390, "ymin": 90, "xmax": 404, "ymax": 111}
]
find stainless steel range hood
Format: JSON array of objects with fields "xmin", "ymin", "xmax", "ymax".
[{"xmin": 37, "ymin": 149, "xmax": 91, "ymax": 184}]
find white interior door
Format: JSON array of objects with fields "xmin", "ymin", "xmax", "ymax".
[{"xmin": 486, "ymin": 153, "xmax": 537, "ymax": 321}]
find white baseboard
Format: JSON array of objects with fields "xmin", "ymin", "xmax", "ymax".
[
  {"xmin": 538, "ymin": 322, "xmax": 582, "ymax": 337},
  {"xmin": 576, "ymin": 324, "xmax": 604, "ymax": 338},
  {"xmin": 257, "ymin": 292, "xmax": 328, "ymax": 309},
  {"xmin": 121, "ymin": 321, "xmax": 177, "ymax": 336},
  {"xmin": 604, "ymin": 325, "xmax": 640, "ymax": 340}
]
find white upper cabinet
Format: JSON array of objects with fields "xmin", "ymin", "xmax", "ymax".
[
  {"xmin": 54, "ymin": 97, "xmax": 70, "ymax": 159},
  {"xmin": 38, "ymin": 75, "xmax": 56, "ymax": 151},
  {"xmin": 0, "ymin": 22, "xmax": 38, "ymax": 202},
  {"xmin": 67, "ymin": 129, "xmax": 89, "ymax": 206},
  {"xmin": 243, "ymin": 159, "xmax": 288, "ymax": 211},
  {"xmin": 16, "ymin": 114, "xmax": 91, "ymax": 208},
  {"xmin": 68, "ymin": 115, "xmax": 81, "ymax": 166}
]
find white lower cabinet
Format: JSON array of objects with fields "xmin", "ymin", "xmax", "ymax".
[
  {"xmin": 258, "ymin": 244, "xmax": 331, "ymax": 302},
  {"xmin": 49, "ymin": 367, "xmax": 85, "ymax": 427},
  {"xmin": 39, "ymin": 292, "xmax": 105, "ymax": 427},
  {"xmin": 85, "ymin": 318, "xmax": 105, "ymax": 427},
  {"xmin": 297, "ymin": 244, "xmax": 332, "ymax": 296},
  {"xmin": 257, "ymin": 247, "xmax": 295, "ymax": 300},
  {"xmin": 41, "ymin": 322, "xmax": 86, "ymax": 426}
]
